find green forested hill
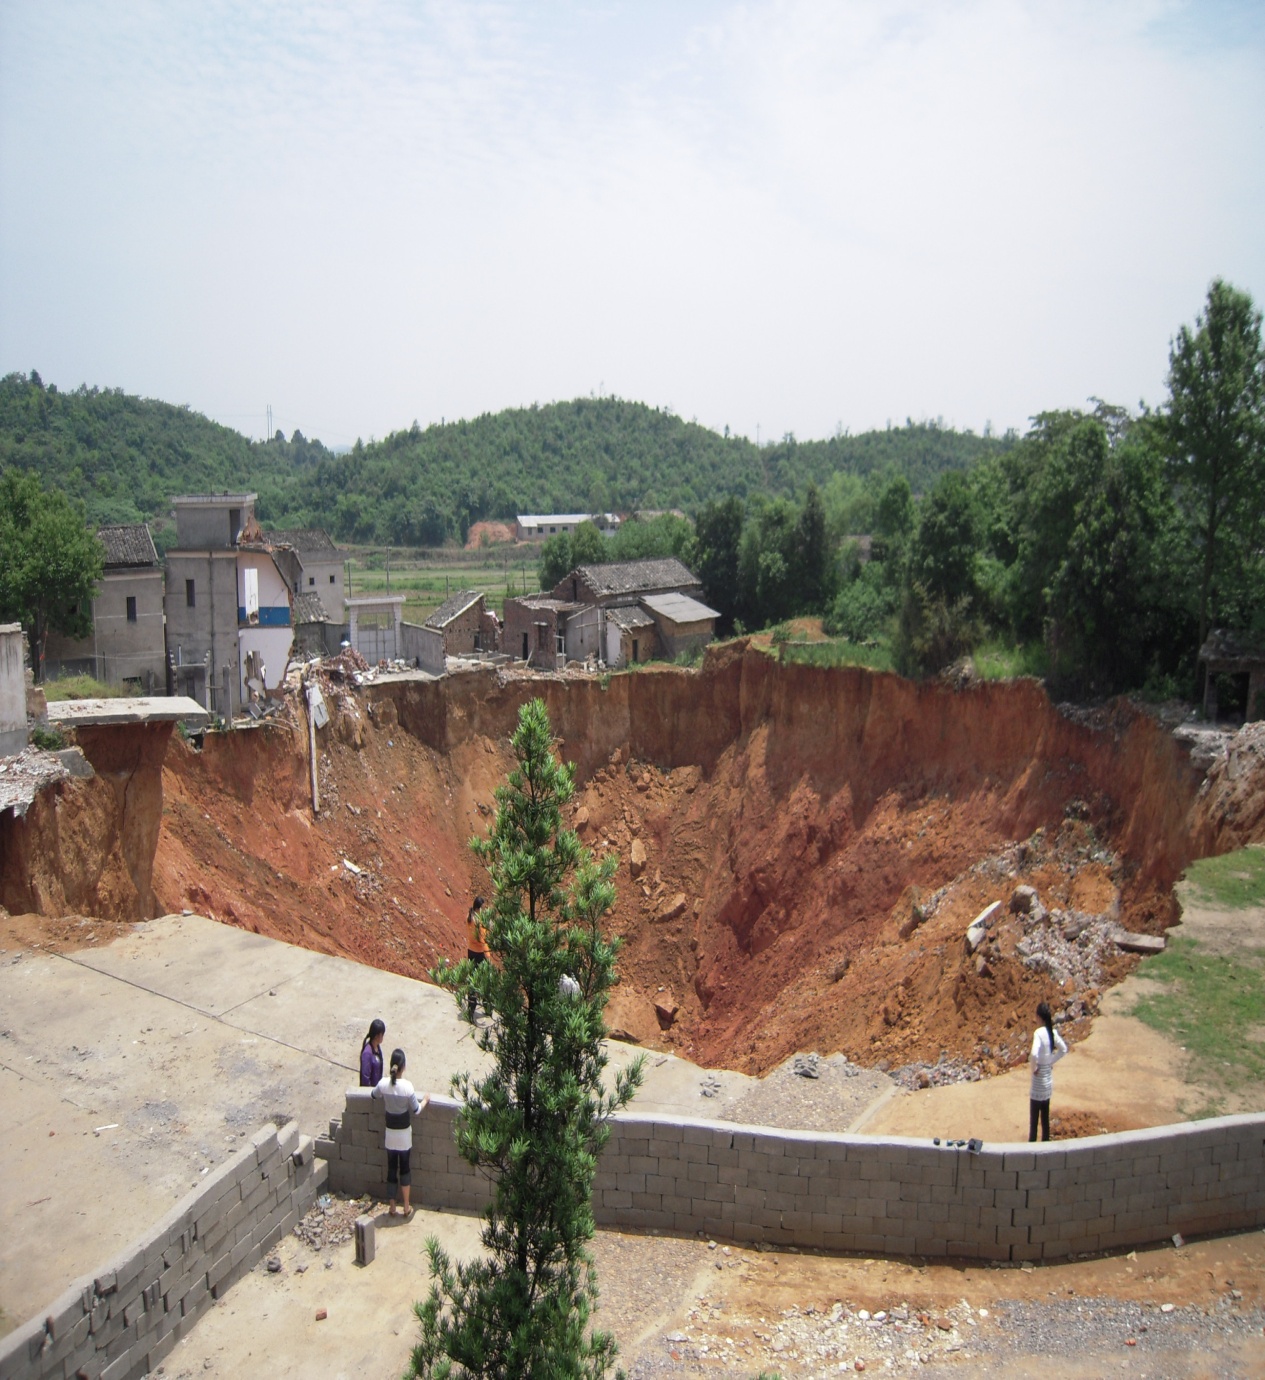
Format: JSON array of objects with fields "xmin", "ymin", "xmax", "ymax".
[{"xmin": 0, "ymin": 372, "xmax": 1007, "ymax": 544}]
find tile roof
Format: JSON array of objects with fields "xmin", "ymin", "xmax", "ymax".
[
  {"xmin": 97, "ymin": 524, "xmax": 158, "ymax": 567},
  {"xmin": 572, "ymin": 557, "xmax": 700, "ymax": 598},
  {"xmin": 607, "ymin": 605, "xmax": 655, "ymax": 630},
  {"xmin": 294, "ymin": 591, "xmax": 330, "ymax": 624},
  {"xmin": 640, "ymin": 592, "xmax": 720, "ymax": 624},
  {"xmin": 1200, "ymin": 628, "xmax": 1265, "ymax": 665},
  {"xmin": 266, "ymin": 528, "xmax": 339, "ymax": 555},
  {"xmin": 425, "ymin": 589, "xmax": 484, "ymax": 629}
]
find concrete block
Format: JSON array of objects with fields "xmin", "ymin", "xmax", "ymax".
[{"xmin": 355, "ymin": 1216, "xmax": 376, "ymax": 1267}]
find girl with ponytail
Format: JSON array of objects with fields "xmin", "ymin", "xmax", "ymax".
[
  {"xmin": 371, "ymin": 1046, "xmax": 427, "ymax": 1218},
  {"xmin": 1028, "ymin": 1000, "xmax": 1068, "ymax": 1142}
]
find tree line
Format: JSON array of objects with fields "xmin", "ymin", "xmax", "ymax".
[
  {"xmin": 0, "ymin": 375, "xmax": 1002, "ymax": 546},
  {"xmin": 670, "ymin": 281, "xmax": 1261, "ymax": 701}
]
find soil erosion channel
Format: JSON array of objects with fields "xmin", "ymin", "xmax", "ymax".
[{"xmin": 8, "ymin": 643, "xmax": 1261, "ymax": 1089}]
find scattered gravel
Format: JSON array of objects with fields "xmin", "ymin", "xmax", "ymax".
[
  {"xmin": 293, "ymin": 1192, "xmax": 372, "ymax": 1252},
  {"xmin": 718, "ymin": 1053, "xmax": 894, "ymax": 1134},
  {"xmin": 624, "ymin": 1289, "xmax": 1265, "ymax": 1378}
]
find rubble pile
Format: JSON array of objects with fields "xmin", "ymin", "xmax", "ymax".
[{"xmin": 668, "ymin": 1294, "xmax": 986, "ymax": 1373}]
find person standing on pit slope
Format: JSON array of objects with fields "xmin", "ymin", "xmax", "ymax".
[
  {"xmin": 372, "ymin": 1047, "xmax": 427, "ymax": 1219},
  {"xmin": 359, "ymin": 1017, "xmax": 386, "ymax": 1087},
  {"xmin": 1028, "ymin": 1000, "xmax": 1068, "ymax": 1142},
  {"xmin": 466, "ymin": 895, "xmax": 487, "ymax": 1021}
]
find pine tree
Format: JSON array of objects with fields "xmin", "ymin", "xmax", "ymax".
[{"xmin": 409, "ymin": 697, "xmax": 644, "ymax": 1380}]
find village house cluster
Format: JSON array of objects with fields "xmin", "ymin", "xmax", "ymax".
[{"xmin": 35, "ymin": 497, "xmax": 719, "ymax": 719}]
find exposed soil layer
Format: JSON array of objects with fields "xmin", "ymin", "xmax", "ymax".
[{"xmin": 5, "ymin": 647, "xmax": 1265, "ymax": 1081}]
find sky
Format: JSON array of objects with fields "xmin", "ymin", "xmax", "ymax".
[{"xmin": 1, "ymin": 1, "xmax": 1262, "ymax": 451}]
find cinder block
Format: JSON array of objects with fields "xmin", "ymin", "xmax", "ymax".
[{"xmin": 355, "ymin": 1216, "xmax": 376, "ymax": 1267}]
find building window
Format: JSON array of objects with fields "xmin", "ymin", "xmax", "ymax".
[
  {"xmin": 329, "ymin": 574, "xmax": 336, "ymax": 584},
  {"xmin": 229, "ymin": 508, "xmax": 241, "ymax": 544},
  {"xmin": 126, "ymin": 596, "xmax": 137, "ymax": 623},
  {"xmin": 309, "ymin": 576, "xmax": 315, "ymax": 586},
  {"xmin": 632, "ymin": 638, "xmax": 639, "ymax": 662},
  {"xmin": 186, "ymin": 579, "xmax": 196, "ymax": 608}
]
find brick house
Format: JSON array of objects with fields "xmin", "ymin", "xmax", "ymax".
[
  {"xmin": 44, "ymin": 523, "xmax": 167, "ymax": 691},
  {"xmin": 547, "ymin": 557, "xmax": 717, "ymax": 667},
  {"xmin": 407, "ymin": 590, "xmax": 501, "ymax": 675},
  {"xmin": 501, "ymin": 596, "xmax": 581, "ymax": 668}
]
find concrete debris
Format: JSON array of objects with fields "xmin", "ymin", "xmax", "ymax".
[
  {"xmin": 893, "ymin": 1054, "xmax": 982, "ymax": 1090},
  {"xmin": 0, "ymin": 746, "xmax": 72, "ymax": 817},
  {"xmin": 792, "ymin": 1052, "xmax": 822, "ymax": 1079},
  {"xmin": 293, "ymin": 1193, "xmax": 372, "ymax": 1252},
  {"xmin": 1009, "ymin": 884, "xmax": 1038, "ymax": 914},
  {"xmin": 1115, "ymin": 930, "xmax": 1166, "ymax": 955}
]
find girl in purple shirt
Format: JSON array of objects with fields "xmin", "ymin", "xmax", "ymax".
[{"xmin": 359, "ymin": 1018, "xmax": 385, "ymax": 1087}]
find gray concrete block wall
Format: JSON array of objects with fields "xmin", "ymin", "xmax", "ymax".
[
  {"xmin": 317, "ymin": 1093, "xmax": 1264, "ymax": 1264},
  {"xmin": 0, "ymin": 1121, "xmax": 326, "ymax": 1380}
]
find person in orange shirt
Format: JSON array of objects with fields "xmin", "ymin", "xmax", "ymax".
[{"xmin": 466, "ymin": 896, "xmax": 487, "ymax": 1021}]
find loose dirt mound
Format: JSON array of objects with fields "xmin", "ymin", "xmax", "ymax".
[{"xmin": 7, "ymin": 647, "xmax": 1265, "ymax": 1086}]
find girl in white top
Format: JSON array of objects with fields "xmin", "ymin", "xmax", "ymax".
[
  {"xmin": 372, "ymin": 1047, "xmax": 428, "ymax": 1219},
  {"xmin": 1028, "ymin": 1001, "xmax": 1068, "ymax": 1142}
]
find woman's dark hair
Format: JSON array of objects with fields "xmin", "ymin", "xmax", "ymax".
[
  {"xmin": 361, "ymin": 1018, "xmax": 385, "ymax": 1052},
  {"xmin": 389, "ymin": 1048, "xmax": 406, "ymax": 1084},
  {"xmin": 471, "ymin": 896, "xmax": 485, "ymax": 912},
  {"xmin": 1036, "ymin": 1001, "xmax": 1054, "ymax": 1047}
]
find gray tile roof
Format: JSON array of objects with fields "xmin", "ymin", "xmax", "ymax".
[
  {"xmin": 266, "ymin": 528, "xmax": 339, "ymax": 555},
  {"xmin": 97, "ymin": 524, "xmax": 158, "ymax": 568},
  {"xmin": 1200, "ymin": 628, "xmax": 1265, "ymax": 666},
  {"xmin": 607, "ymin": 605, "xmax": 655, "ymax": 630},
  {"xmin": 573, "ymin": 557, "xmax": 700, "ymax": 598},
  {"xmin": 294, "ymin": 591, "xmax": 330, "ymax": 624},
  {"xmin": 425, "ymin": 589, "xmax": 484, "ymax": 629}
]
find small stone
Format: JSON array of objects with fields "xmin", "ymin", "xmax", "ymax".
[
  {"xmin": 266, "ymin": 1257, "xmax": 282, "ymax": 1273},
  {"xmin": 1160, "ymin": 1303, "xmax": 1175, "ymax": 1313},
  {"xmin": 629, "ymin": 838, "xmax": 647, "ymax": 879},
  {"xmin": 315, "ymin": 1308, "xmax": 327, "ymax": 1321}
]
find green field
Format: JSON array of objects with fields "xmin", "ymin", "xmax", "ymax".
[{"xmin": 343, "ymin": 548, "xmax": 539, "ymax": 624}]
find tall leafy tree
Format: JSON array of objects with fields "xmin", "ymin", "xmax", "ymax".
[
  {"xmin": 693, "ymin": 495, "xmax": 745, "ymax": 632},
  {"xmin": 0, "ymin": 468, "xmax": 104, "ymax": 680},
  {"xmin": 1164, "ymin": 279, "xmax": 1265, "ymax": 652},
  {"xmin": 537, "ymin": 532, "xmax": 573, "ymax": 591},
  {"xmin": 410, "ymin": 699, "xmax": 643, "ymax": 1380},
  {"xmin": 792, "ymin": 483, "xmax": 834, "ymax": 612}
]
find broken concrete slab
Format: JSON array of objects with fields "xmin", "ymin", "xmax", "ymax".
[
  {"xmin": 44, "ymin": 695, "xmax": 211, "ymax": 728},
  {"xmin": 1115, "ymin": 931, "xmax": 1167, "ymax": 955},
  {"xmin": 965, "ymin": 900, "xmax": 1002, "ymax": 952}
]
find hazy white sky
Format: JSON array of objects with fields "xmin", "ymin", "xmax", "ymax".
[{"xmin": 1, "ymin": 1, "xmax": 1262, "ymax": 449}]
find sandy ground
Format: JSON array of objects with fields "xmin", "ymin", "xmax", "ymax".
[{"xmin": 3, "ymin": 898, "xmax": 1263, "ymax": 1377}]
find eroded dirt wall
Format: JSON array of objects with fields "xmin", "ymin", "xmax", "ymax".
[
  {"xmin": 6, "ymin": 648, "xmax": 1255, "ymax": 1077},
  {"xmin": 0, "ymin": 723, "xmax": 171, "ymax": 921}
]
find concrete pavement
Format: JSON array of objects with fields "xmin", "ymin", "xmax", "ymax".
[{"xmin": 0, "ymin": 913, "xmax": 755, "ymax": 1334}]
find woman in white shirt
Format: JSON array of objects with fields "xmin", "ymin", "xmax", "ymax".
[
  {"xmin": 372, "ymin": 1047, "xmax": 428, "ymax": 1219},
  {"xmin": 1028, "ymin": 1001, "xmax": 1068, "ymax": 1142}
]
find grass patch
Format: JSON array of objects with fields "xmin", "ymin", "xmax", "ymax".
[
  {"xmin": 1130, "ymin": 935, "xmax": 1265, "ymax": 1107},
  {"xmin": 777, "ymin": 639, "xmax": 894, "ymax": 672},
  {"xmin": 1182, "ymin": 846, "xmax": 1265, "ymax": 909},
  {"xmin": 972, "ymin": 639, "xmax": 1049, "ymax": 681},
  {"xmin": 42, "ymin": 673, "xmax": 127, "ymax": 699}
]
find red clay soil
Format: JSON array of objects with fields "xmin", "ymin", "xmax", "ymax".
[{"xmin": 5, "ymin": 645, "xmax": 1264, "ymax": 1082}]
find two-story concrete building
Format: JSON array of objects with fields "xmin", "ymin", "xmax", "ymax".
[
  {"xmin": 43, "ymin": 524, "xmax": 167, "ymax": 690},
  {"xmin": 163, "ymin": 494, "xmax": 293, "ymax": 716}
]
